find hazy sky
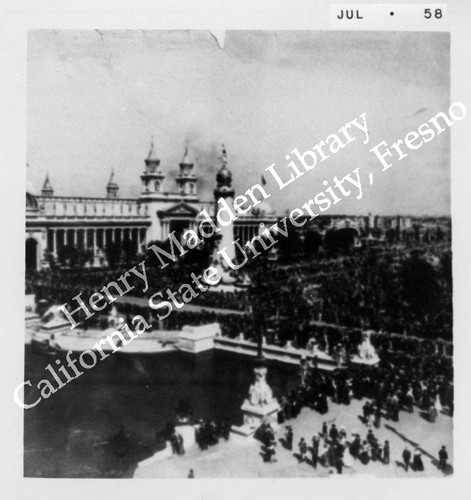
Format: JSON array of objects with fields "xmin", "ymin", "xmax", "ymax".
[{"xmin": 27, "ymin": 30, "xmax": 450, "ymax": 215}]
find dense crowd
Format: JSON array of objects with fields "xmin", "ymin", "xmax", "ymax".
[
  {"xmin": 277, "ymin": 333, "xmax": 453, "ymax": 423},
  {"xmin": 258, "ymin": 418, "xmax": 449, "ymax": 474},
  {"xmin": 27, "ymin": 240, "xmax": 452, "ymax": 342},
  {"xmin": 25, "ymin": 237, "xmax": 453, "ymax": 477},
  {"xmin": 252, "ymin": 351, "xmax": 452, "ymax": 474}
]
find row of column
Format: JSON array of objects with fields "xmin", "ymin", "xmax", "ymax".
[
  {"xmin": 47, "ymin": 227, "xmax": 147, "ymax": 256},
  {"xmin": 159, "ymin": 220, "xmax": 259, "ymax": 244},
  {"xmin": 237, "ymin": 225, "xmax": 260, "ymax": 244},
  {"xmin": 160, "ymin": 219, "xmax": 198, "ymax": 241}
]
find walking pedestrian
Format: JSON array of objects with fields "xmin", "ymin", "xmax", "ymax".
[
  {"xmin": 298, "ymin": 437, "xmax": 307, "ymax": 463},
  {"xmin": 311, "ymin": 435, "xmax": 319, "ymax": 469},
  {"xmin": 383, "ymin": 440, "xmax": 390, "ymax": 464},
  {"xmin": 438, "ymin": 445, "xmax": 448, "ymax": 471},
  {"xmin": 402, "ymin": 446, "xmax": 411, "ymax": 472}
]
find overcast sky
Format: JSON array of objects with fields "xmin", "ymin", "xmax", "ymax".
[{"xmin": 27, "ymin": 30, "xmax": 450, "ymax": 216}]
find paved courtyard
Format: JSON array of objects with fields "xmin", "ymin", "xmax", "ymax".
[{"xmin": 135, "ymin": 397, "xmax": 453, "ymax": 478}]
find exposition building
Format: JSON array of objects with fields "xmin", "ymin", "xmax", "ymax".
[{"xmin": 25, "ymin": 143, "xmax": 277, "ymax": 270}]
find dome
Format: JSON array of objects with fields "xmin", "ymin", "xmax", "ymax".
[
  {"xmin": 26, "ymin": 179, "xmax": 36, "ymax": 196},
  {"xmin": 216, "ymin": 164, "xmax": 232, "ymax": 188},
  {"xmin": 26, "ymin": 192, "xmax": 38, "ymax": 211},
  {"xmin": 253, "ymin": 201, "xmax": 275, "ymax": 217},
  {"xmin": 26, "ymin": 179, "xmax": 39, "ymax": 210}
]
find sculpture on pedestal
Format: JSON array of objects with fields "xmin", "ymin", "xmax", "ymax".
[
  {"xmin": 247, "ymin": 366, "xmax": 275, "ymax": 406},
  {"xmin": 357, "ymin": 331, "xmax": 380, "ymax": 363},
  {"xmin": 231, "ymin": 270, "xmax": 280, "ymax": 436},
  {"xmin": 213, "ymin": 144, "xmax": 236, "ymax": 265}
]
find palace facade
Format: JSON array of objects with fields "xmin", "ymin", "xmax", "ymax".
[{"xmin": 25, "ymin": 143, "xmax": 277, "ymax": 270}]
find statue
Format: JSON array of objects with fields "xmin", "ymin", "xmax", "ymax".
[
  {"xmin": 108, "ymin": 306, "xmax": 120, "ymax": 328},
  {"xmin": 247, "ymin": 366, "xmax": 274, "ymax": 407},
  {"xmin": 357, "ymin": 331, "xmax": 380, "ymax": 363},
  {"xmin": 215, "ymin": 144, "xmax": 233, "ymax": 189},
  {"xmin": 299, "ymin": 357, "xmax": 308, "ymax": 387}
]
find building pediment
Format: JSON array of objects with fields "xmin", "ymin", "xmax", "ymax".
[{"xmin": 157, "ymin": 202, "xmax": 199, "ymax": 218}]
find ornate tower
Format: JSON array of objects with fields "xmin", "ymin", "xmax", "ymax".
[
  {"xmin": 41, "ymin": 173, "xmax": 54, "ymax": 197},
  {"xmin": 214, "ymin": 144, "xmax": 236, "ymax": 263},
  {"xmin": 175, "ymin": 143, "xmax": 198, "ymax": 198},
  {"xmin": 106, "ymin": 169, "xmax": 119, "ymax": 198},
  {"xmin": 141, "ymin": 139, "xmax": 165, "ymax": 196}
]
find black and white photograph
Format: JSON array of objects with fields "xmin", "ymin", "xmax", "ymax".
[{"xmin": 19, "ymin": 28, "xmax": 459, "ymax": 480}]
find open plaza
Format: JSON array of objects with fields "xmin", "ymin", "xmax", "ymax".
[{"xmin": 136, "ymin": 397, "xmax": 452, "ymax": 478}]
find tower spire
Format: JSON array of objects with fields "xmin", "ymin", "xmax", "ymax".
[
  {"xmin": 141, "ymin": 136, "xmax": 165, "ymax": 195},
  {"xmin": 106, "ymin": 168, "xmax": 119, "ymax": 198},
  {"xmin": 147, "ymin": 136, "xmax": 159, "ymax": 162},
  {"xmin": 176, "ymin": 141, "xmax": 197, "ymax": 197},
  {"xmin": 181, "ymin": 140, "xmax": 193, "ymax": 165},
  {"xmin": 221, "ymin": 143, "xmax": 227, "ymax": 166},
  {"xmin": 41, "ymin": 172, "xmax": 54, "ymax": 197}
]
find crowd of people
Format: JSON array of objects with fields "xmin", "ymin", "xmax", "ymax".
[
  {"xmin": 26, "ymin": 239, "xmax": 452, "ymax": 342},
  {"xmin": 194, "ymin": 419, "xmax": 231, "ymax": 451},
  {"xmin": 25, "ymin": 237, "xmax": 453, "ymax": 477},
  {"xmin": 165, "ymin": 344, "xmax": 452, "ymax": 476},
  {"xmin": 275, "ymin": 420, "xmax": 447, "ymax": 474},
  {"xmin": 251, "ymin": 392, "xmax": 450, "ymax": 475}
]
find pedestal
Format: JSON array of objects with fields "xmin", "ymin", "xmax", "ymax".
[
  {"xmin": 231, "ymin": 363, "xmax": 280, "ymax": 437},
  {"xmin": 231, "ymin": 400, "xmax": 280, "ymax": 437},
  {"xmin": 176, "ymin": 323, "xmax": 220, "ymax": 353},
  {"xmin": 175, "ymin": 423, "xmax": 196, "ymax": 448}
]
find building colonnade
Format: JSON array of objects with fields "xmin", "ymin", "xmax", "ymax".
[{"xmin": 46, "ymin": 226, "xmax": 148, "ymax": 257}]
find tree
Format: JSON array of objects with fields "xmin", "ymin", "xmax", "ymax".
[
  {"xmin": 440, "ymin": 250, "xmax": 452, "ymax": 288},
  {"xmin": 304, "ymin": 230, "xmax": 322, "ymax": 257},
  {"xmin": 401, "ymin": 255, "xmax": 440, "ymax": 320},
  {"xmin": 385, "ymin": 228, "xmax": 396, "ymax": 244},
  {"xmin": 276, "ymin": 223, "xmax": 302, "ymax": 262},
  {"xmin": 325, "ymin": 228, "xmax": 356, "ymax": 254},
  {"xmin": 105, "ymin": 241, "xmax": 122, "ymax": 269}
]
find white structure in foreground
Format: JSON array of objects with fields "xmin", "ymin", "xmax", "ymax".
[
  {"xmin": 176, "ymin": 323, "xmax": 221, "ymax": 353},
  {"xmin": 232, "ymin": 365, "xmax": 280, "ymax": 437}
]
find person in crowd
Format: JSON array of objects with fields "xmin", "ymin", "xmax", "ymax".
[
  {"xmin": 359, "ymin": 440, "xmax": 370, "ymax": 465},
  {"xmin": 383, "ymin": 440, "xmax": 390, "ymax": 464},
  {"xmin": 170, "ymin": 432, "xmax": 178, "ymax": 455},
  {"xmin": 329, "ymin": 423, "xmax": 339, "ymax": 442},
  {"xmin": 317, "ymin": 393, "xmax": 329, "ymax": 415},
  {"xmin": 377, "ymin": 443, "xmax": 383, "ymax": 463},
  {"xmin": 285, "ymin": 426, "xmax": 293, "ymax": 451},
  {"xmin": 438, "ymin": 445, "xmax": 448, "ymax": 471},
  {"xmin": 334, "ymin": 443, "xmax": 344, "ymax": 474},
  {"xmin": 298, "ymin": 437, "xmax": 308, "ymax": 463},
  {"xmin": 412, "ymin": 448, "xmax": 424, "ymax": 472},
  {"xmin": 366, "ymin": 429, "xmax": 376, "ymax": 445},
  {"xmin": 322, "ymin": 421, "xmax": 328, "ymax": 439},
  {"xmin": 350, "ymin": 433, "xmax": 361, "ymax": 459},
  {"xmin": 267, "ymin": 439, "xmax": 277, "ymax": 463},
  {"xmin": 176, "ymin": 433, "xmax": 185, "ymax": 455},
  {"xmin": 311, "ymin": 435, "xmax": 320, "ymax": 469},
  {"xmin": 188, "ymin": 469, "xmax": 195, "ymax": 478},
  {"xmin": 319, "ymin": 441, "xmax": 329, "ymax": 467},
  {"xmin": 402, "ymin": 446, "xmax": 412, "ymax": 472},
  {"xmin": 374, "ymin": 405, "xmax": 382, "ymax": 428}
]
